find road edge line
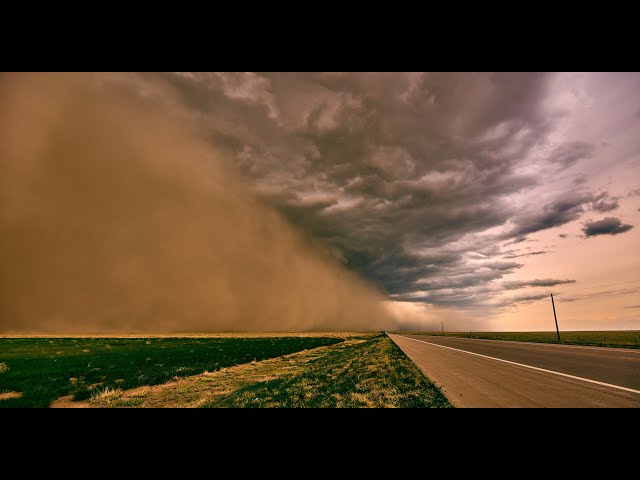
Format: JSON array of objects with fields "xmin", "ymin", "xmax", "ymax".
[{"xmin": 397, "ymin": 335, "xmax": 640, "ymax": 396}]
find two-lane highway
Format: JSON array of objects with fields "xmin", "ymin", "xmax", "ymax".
[{"xmin": 389, "ymin": 334, "xmax": 640, "ymax": 407}]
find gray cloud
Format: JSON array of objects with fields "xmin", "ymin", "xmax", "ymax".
[
  {"xmin": 558, "ymin": 233, "xmax": 568, "ymax": 238},
  {"xmin": 503, "ymin": 236, "xmax": 529, "ymax": 246},
  {"xmin": 394, "ymin": 276, "xmax": 578, "ymax": 311},
  {"xmin": 0, "ymin": 73, "xmax": 393, "ymax": 333},
  {"xmin": 503, "ymin": 250, "xmax": 548, "ymax": 259},
  {"xmin": 592, "ymin": 200, "xmax": 619, "ymax": 212},
  {"xmin": 582, "ymin": 217, "xmax": 634, "ymax": 237},
  {"xmin": 492, "ymin": 292, "xmax": 551, "ymax": 307},
  {"xmin": 572, "ymin": 176, "xmax": 588, "ymax": 186},
  {"xmin": 591, "ymin": 192, "xmax": 619, "ymax": 212},
  {"xmin": 559, "ymin": 287, "xmax": 640, "ymax": 303},
  {"xmin": 97, "ymin": 72, "xmax": 631, "ymax": 316},
  {"xmin": 548, "ymin": 142, "xmax": 595, "ymax": 170},
  {"xmin": 502, "ymin": 279, "xmax": 576, "ymax": 290},
  {"xmin": 504, "ymin": 192, "xmax": 593, "ymax": 238},
  {"xmin": 413, "ymin": 261, "xmax": 523, "ymax": 292}
]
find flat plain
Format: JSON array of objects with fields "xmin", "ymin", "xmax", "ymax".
[{"xmin": 0, "ymin": 333, "xmax": 451, "ymax": 408}]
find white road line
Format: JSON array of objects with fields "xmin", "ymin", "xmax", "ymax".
[
  {"xmin": 397, "ymin": 335, "xmax": 640, "ymax": 396},
  {"xmin": 412, "ymin": 335, "xmax": 640, "ymax": 353}
]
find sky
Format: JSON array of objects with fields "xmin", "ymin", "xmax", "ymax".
[
  {"xmin": 0, "ymin": 73, "xmax": 389, "ymax": 333},
  {"xmin": 2, "ymin": 72, "xmax": 639, "ymax": 332}
]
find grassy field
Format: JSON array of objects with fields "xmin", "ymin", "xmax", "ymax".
[
  {"xmin": 85, "ymin": 333, "xmax": 451, "ymax": 408},
  {"xmin": 398, "ymin": 330, "xmax": 640, "ymax": 349},
  {"xmin": 0, "ymin": 336, "xmax": 342, "ymax": 407}
]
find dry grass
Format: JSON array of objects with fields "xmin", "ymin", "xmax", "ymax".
[
  {"xmin": 2, "ymin": 335, "xmax": 341, "ymax": 407},
  {"xmin": 405, "ymin": 330, "xmax": 640, "ymax": 349},
  {"xmin": 91, "ymin": 386, "xmax": 122, "ymax": 401},
  {"xmin": 84, "ymin": 334, "xmax": 451, "ymax": 408},
  {"xmin": 87, "ymin": 340, "xmax": 346, "ymax": 407},
  {"xmin": 0, "ymin": 391, "xmax": 22, "ymax": 400}
]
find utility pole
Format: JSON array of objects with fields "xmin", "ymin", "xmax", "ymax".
[
  {"xmin": 441, "ymin": 321, "xmax": 444, "ymax": 334},
  {"xmin": 551, "ymin": 293, "xmax": 561, "ymax": 343}
]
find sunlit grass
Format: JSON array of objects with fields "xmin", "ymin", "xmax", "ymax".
[
  {"xmin": 0, "ymin": 336, "xmax": 342, "ymax": 407},
  {"xmin": 88, "ymin": 334, "xmax": 452, "ymax": 408},
  {"xmin": 206, "ymin": 334, "xmax": 451, "ymax": 408}
]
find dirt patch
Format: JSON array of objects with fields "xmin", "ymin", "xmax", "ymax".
[
  {"xmin": 49, "ymin": 395, "xmax": 93, "ymax": 408},
  {"xmin": 0, "ymin": 391, "xmax": 22, "ymax": 400}
]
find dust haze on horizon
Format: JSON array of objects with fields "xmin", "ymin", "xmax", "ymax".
[
  {"xmin": 2, "ymin": 72, "xmax": 639, "ymax": 334},
  {"xmin": 0, "ymin": 73, "xmax": 399, "ymax": 333}
]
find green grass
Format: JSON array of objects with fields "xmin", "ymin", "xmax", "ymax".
[
  {"xmin": 204, "ymin": 334, "xmax": 451, "ymax": 408},
  {"xmin": 0, "ymin": 336, "xmax": 342, "ymax": 407},
  {"xmin": 398, "ymin": 330, "xmax": 640, "ymax": 349}
]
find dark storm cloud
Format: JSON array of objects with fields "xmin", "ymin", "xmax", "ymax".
[
  {"xmin": 412, "ymin": 261, "xmax": 523, "ymax": 291},
  {"xmin": 105, "ymin": 72, "xmax": 616, "ymax": 313},
  {"xmin": 504, "ymin": 192, "xmax": 593, "ymax": 238},
  {"xmin": 582, "ymin": 217, "xmax": 634, "ymax": 237},
  {"xmin": 393, "ymin": 275, "xmax": 579, "ymax": 311},
  {"xmin": 0, "ymin": 73, "xmax": 392, "ymax": 333}
]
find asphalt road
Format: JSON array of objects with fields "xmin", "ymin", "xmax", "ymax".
[{"xmin": 388, "ymin": 334, "xmax": 640, "ymax": 408}]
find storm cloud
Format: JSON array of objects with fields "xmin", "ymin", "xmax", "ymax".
[
  {"xmin": 505, "ymin": 192, "xmax": 593, "ymax": 238},
  {"xmin": 93, "ymin": 71, "xmax": 640, "ymax": 318},
  {"xmin": 6, "ymin": 72, "xmax": 637, "ymax": 329},
  {"xmin": 0, "ymin": 73, "xmax": 393, "ymax": 333},
  {"xmin": 582, "ymin": 217, "xmax": 634, "ymax": 237}
]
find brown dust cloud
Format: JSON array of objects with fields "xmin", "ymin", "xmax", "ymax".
[{"xmin": 0, "ymin": 73, "xmax": 394, "ymax": 333}]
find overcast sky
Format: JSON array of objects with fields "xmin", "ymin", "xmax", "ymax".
[{"xmin": 111, "ymin": 72, "xmax": 640, "ymax": 331}]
